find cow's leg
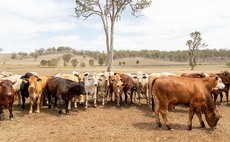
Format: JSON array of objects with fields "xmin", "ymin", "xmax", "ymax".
[
  {"xmin": 65, "ymin": 100, "xmax": 69, "ymax": 114},
  {"xmin": 8, "ymin": 102, "xmax": 14, "ymax": 120},
  {"xmin": 188, "ymin": 107, "xmax": 196, "ymax": 130},
  {"xmin": 115, "ymin": 93, "xmax": 120, "ymax": 107},
  {"xmin": 130, "ymin": 91, "xmax": 134, "ymax": 105},
  {"xmin": 93, "ymin": 89, "xmax": 97, "ymax": 107},
  {"xmin": 154, "ymin": 97, "xmax": 162, "ymax": 127},
  {"xmin": 226, "ymin": 90, "xmax": 229, "ymax": 104},
  {"xmin": 68, "ymin": 101, "xmax": 71, "ymax": 110},
  {"xmin": 124, "ymin": 92, "xmax": 128, "ymax": 106},
  {"xmin": 85, "ymin": 93, "xmax": 89, "ymax": 109},
  {"xmin": 29, "ymin": 97, "xmax": 33, "ymax": 114},
  {"xmin": 47, "ymin": 92, "xmax": 52, "ymax": 109},
  {"xmin": 213, "ymin": 94, "xmax": 218, "ymax": 105},
  {"xmin": 0, "ymin": 105, "xmax": 3, "ymax": 121},
  {"xmin": 56, "ymin": 93, "xmax": 63, "ymax": 116},
  {"xmin": 146, "ymin": 88, "xmax": 149, "ymax": 105},
  {"xmin": 196, "ymin": 112, "xmax": 205, "ymax": 128},
  {"xmin": 17, "ymin": 91, "xmax": 22, "ymax": 106},
  {"xmin": 36, "ymin": 94, "xmax": 41, "ymax": 113},
  {"xmin": 21, "ymin": 95, "xmax": 26, "ymax": 110},
  {"xmin": 160, "ymin": 109, "xmax": 171, "ymax": 130},
  {"xmin": 220, "ymin": 92, "xmax": 223, "ymax": 104}
]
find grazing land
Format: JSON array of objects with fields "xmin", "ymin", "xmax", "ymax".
[{"xmin": 0, "ymin": 54, "xmax": 230, "ymax": 142}]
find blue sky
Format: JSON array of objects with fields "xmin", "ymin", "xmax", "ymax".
[{"xmin": 0, "ymin": 0, "xmax": 230, "ymax": 53}]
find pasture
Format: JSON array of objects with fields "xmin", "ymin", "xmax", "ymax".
[{"xmin": 0, "ymin": 57, "xmax": 230, "ymax": 142}]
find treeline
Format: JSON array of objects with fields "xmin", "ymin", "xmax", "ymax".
[{"xmin": 11, "ymin": 46, "xmax": 230, "ymax": 63}]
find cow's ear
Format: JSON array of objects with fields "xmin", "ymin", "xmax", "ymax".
[
  {"xmin": 12, "ymin": 81, "xmax": 17, "ymax": 85},
  {"xmin": 37, "ymin": 78, "xmax": 42, "ymax": 82},
  {"xmin": 143, "ymin": 76, "xmax": 147, "ymax": 79}
]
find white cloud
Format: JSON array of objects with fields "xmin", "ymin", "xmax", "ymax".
[{"xmin": 0, "ymin": 0, "xmax": 230, "ymax": 53}]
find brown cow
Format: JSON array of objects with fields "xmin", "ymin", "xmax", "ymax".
[
  {"xmin": 110, "ymin": 73, "xmax": 123, "ymax": 107},
  {"xmin": 214, "ymin": 70, "xmax": 230, "ymax": 104},
  {"xmin": 0, "ymin": 80, "xmax": 15, "ymax": 121},
  {"xmin": 27, "ymin": 76, "xmax": 48, "ymax": 113},
  {"xmin": 220, "ymin": 83, "xmax": 230, "ymax": 104},
  {"xmin": 152, "ymin": 76, "xmax": 225, "ymax": 130},
  {"xmin": 119, "ymin": 74, "xmax": 136, "ymax": 106}
]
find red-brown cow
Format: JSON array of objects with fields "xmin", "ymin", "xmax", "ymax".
[
  {"xmin": 0, "ymin": 80, "xmax": 15, "ymax": 121},
  {"xmin": 214, "ymin": 70, "xmax": 230, "ymax": 104},
  {"xmin": 119, "ymin": 74, "xmax": 136, "ymax": 106},
  {"xmin": 152, "ymin": 76, "xmax": 225, "ymax": 130}
]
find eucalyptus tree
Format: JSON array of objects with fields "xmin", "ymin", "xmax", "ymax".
[
  {"xmin": 186, "ymin": 31, "xmax": 207, "ymax": 70},
  {"xmin": 75, "ymin": 0, "xmax": 152, "ymax": 71}
]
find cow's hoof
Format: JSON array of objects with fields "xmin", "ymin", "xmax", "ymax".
[
  {"xmin": 85, "ymin": 106, "xmax": 88, "ymax": 109},
  {"xmin": 9, "ymin": 117, "xmax": 14, "ymax": 121},
  {"xmin": 157, "ymin": 123, "xmax": 162, "ymax": 127},
  {"xmin": 28, "ymin": 111, "xmax": 32, "ymax": 114},
  {"xmin": 94, "ymin": 105, "xmax": 97, "ymax": 108},
  {"xmin": 167, "ymin": 125, "xmax": 172, "ymax": 130},
  {"xmin": 35, "ymin": 111, "xmax": 40, "ymax": 113},
  {"xmin": 188, "ymin": 125, "xmax": 192, "ymax": 131}
]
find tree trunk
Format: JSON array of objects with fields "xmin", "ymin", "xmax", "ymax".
[{"xmin": 107, "ymin": 18, "xmax": 115, "ymax": 72}]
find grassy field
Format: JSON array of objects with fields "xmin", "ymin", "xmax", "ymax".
[{"xmin": 0, "ymin": 53, "xmax": 229, "ymax": 75}]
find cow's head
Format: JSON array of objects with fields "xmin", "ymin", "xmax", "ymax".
[
  {"xmin": 111, "ymin": 75, "xmax": 123, "ymax": 88},
  {"xmin": 205, "ymin": 105, "xmax": 221, "ymax": 129},
  {"xmin": 213, "ymin": 76, "xmax": 225, "ymax": 90},
  {"xmin": 0, "ymin": 80, "xmax": 15, "ymax": 96},
  {"xmin": 76, "ymin": 81, "xmax": 86, "ymax": 95},
  {"xmin": 28, "ymin": 76, "xmax": 42, "ymax": 90}
]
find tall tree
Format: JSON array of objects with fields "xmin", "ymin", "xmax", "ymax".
[
  {"xmin": 75, "ymin": 0, "xmax": 152, "ymax": 71},
  {"xmin": 186, "ymin": 31, "xmax": 207, "ymax": 70}
]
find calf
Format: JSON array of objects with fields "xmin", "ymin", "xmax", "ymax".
[
  {"xmin": 0, "ymin": 80, "xmax": 15, "ymax": 121},
  {"xmin": 27, "ymin": 76, "xmax": 48, "ymax": 113},
  {"xmin": 152, "ymin": 76, "xmax": 225, "ymax": 130},
  {"xmin": 46, "ymin": 77, "xmax": 86, "ymax": 116}
]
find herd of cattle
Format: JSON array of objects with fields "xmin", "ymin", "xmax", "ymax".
[{"xmin": 0, "ymin": 70, "xmax": 230, "ymax": 130}]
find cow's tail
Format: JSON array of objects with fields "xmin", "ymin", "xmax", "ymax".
[{"xmin": 151, "ymin": 78, "xmax": 158, "ymax": 112}]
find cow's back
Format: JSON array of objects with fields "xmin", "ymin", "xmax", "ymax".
[{"xmin": 153, "ymin": 76, "xmax": 208, "ymax": 106}]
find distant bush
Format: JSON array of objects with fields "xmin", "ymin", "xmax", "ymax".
[{"xmin": 226, "ymin": 61, "xmax": 230, "ymax": 67}]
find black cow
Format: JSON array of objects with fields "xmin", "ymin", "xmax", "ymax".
[
  {"xmin": 20, "ymin": 72, "xmax": 34, "ymax": 110},
  {"xmin": 46, "ymin": 77, "xmax": 86, "ymax": 116}
]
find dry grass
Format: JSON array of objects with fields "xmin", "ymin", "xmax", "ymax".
[{"xmin": 1, "ymin": 53, "xmax": 230, "ymax": 142}]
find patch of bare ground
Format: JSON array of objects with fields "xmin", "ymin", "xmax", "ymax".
[{"xmin": 1, "ymin": 99, "xmax": 230, "ymax": 142}]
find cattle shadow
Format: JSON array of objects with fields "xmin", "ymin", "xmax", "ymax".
[{"xmin": 133, "ymin": 122, "xmax": 212, "ymax": 131}]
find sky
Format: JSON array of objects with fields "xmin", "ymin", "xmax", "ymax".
[{"xmin": 0, "ymin": 0, "xmax": 230, "ymax": 53}]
